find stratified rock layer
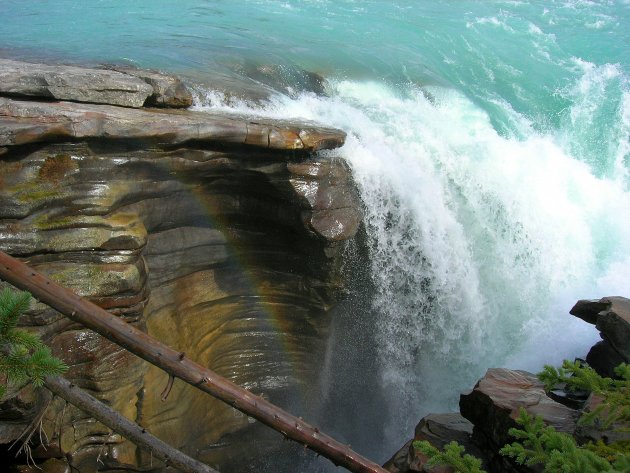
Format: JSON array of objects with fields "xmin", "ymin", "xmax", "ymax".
[
  {"xmin": 0, "ymin": 60, "xmax": 359, "ymax": 472},
  {"xmin": 0, "ymin": 97, "xmax": 345, "ymax": 150},
  {"xmin": 0, "ymin": 59, "xmax": 192, "ymax": 108}
]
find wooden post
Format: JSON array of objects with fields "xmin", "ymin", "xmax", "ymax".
[{"xmin": 0, "ymin": 251, "xmax": 388, "ymax": 473}]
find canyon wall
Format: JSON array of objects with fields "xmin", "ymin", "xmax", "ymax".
[{"xmin": 0, "ymin": 60, "xmax": 362, "ymax": 472}]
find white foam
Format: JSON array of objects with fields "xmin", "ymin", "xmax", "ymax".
[{"xmin": 193, "ymin": 76, "xmax": 630, "ymax": 441}]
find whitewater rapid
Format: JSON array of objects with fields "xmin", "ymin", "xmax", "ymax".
[{"xmin": 193, "ymin": 65, "xmax": 630, "ymax": 451}]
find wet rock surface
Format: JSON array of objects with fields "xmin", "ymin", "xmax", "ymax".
[
  {"xmin": 460, "ymin": 369, "xmax": 578, "ymax": 473},
  {"xmin": 570, "ymin": 296, "xmax": 630, "ymax": 377},
  {"xmin": 384, "ymin": 413, "xmax": 482, "ymax": 473},
  {"xmin": 0, "ymin": 97, "xmax": 345, "ymax": 151},
  {"xmin": 387, "ymin": 298, "xmax": 630, "ymax": 473},
  {"xmin": 0, "ymin": 59, "xmax": 192, "ymax": 108},
  {"xmin": 0, "ymin": 60, "xmax": 360, "ymax": 472},
  {"xmin": 459, "ymin": 369, "xmax": 579, "ymax": 446}
]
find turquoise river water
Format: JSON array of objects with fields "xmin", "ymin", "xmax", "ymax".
[{"xmin": 1, "ymin": 0, "xmax": 629, "ymax": 470}]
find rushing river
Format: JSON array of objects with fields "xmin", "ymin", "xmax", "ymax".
[{"xmin": 2, "ymin": 0, "xmax": 628, "ymax": 470}]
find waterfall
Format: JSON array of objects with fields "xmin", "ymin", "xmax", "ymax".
[{"xmin": 196, "ymin": 67, "xmax": 630, "ymax": 459}]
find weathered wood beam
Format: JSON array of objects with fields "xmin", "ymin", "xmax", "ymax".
[
  {"xmin": 0, "ymin": 251, "xmax": 388, "ymax": 473},
  {"xmin": 44, "ymin": 376, "xmax": 218, "ymax": 473}
]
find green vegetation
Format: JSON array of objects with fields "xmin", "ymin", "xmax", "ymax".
[
  {"xmin": 499, "ymin": 408, "xmax": 627, "ymax": 472},
  {"xmin": 0, "ymin": 288, "xmax": 67, "ymax": 399},
  {"xmin": 10, "ymin": 181, "xmax": 62, "ymax": 204},
  {"xmin": 414, "ymin": 440, "xmax": 485, "ymax": 473},
  {"xmin": 538, "ymin": 360, "xmax": 629, "ymax": 429},
  {"xmin": 413, "ymin": 360, "xmax": 630, "ymax": 473}
]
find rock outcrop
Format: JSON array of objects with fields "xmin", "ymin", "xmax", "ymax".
[
  {"xmin": 0, "ymin": 97, "xmax": 342, "ymax": 150},
  {"xmin": 386, "ymin": 297, "xmax": 630, "ymax": 473},
  {"xmin": 0, "ymin": 59, "xmax": 192, "ymax": 108},
  {"xmin": 385, "ymin": 369, "xmax": 578, "ymax": 473},
  {"xmin": 0, "ymin": 60, "xmax": 361, "ymax": 472},
  {"xmin": 570, "ymin": 296, "xmax": 630, "ymax": 378},
  {"xmin": 459, "ymin": 369, "xmax": 578, "ymax": 473},
  {"xmin": 384, "ymin": 413, "xmax": 481, "ymax": 473}
]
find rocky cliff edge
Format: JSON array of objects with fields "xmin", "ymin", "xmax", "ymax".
[{"xmin": 0, "ymin": 59, "xmax": 362, "ymax": 472}]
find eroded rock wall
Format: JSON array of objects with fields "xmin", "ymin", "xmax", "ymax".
[{"xmin": 0, "ymin": 60, "xmax": 361, "ymax": 472}]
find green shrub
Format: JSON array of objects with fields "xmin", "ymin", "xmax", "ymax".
[
  {"xmin": 412, "ymin": 360, "xmax": 630, "ymax": 473},
  {"xmin": 414, "ymin": 440, "xmax": 486, "ymax": 473},
  {"xmin": 0, "ymin": 288, "xmax": 67, "ymax": 399},
  {"xmin": 500, "ymin": 408, "xmax": 620, "ymax": 472},
  {"xmin": 538, "ymin": 360, "xmax": 629, "ymax": 429}
]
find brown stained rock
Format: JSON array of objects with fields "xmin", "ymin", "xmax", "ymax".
[
  {"xmin": 269, "ymin": 127, "xmax": 304, "ymax": 149},
  {"xmin": 11, "ymin": 458, "xmax": 70, "ymax": 473},
  {"xmin": 290, "ymin": 177, "xmax": 359, "ymax": 210},
  {"xmin": 111, "ymin": 66, "xmax": 193, "ymax": 108},
  {"xmin": 0, "ymin": 98, "xmax": 244, "ymax": 146},
  {"xmin": 33, "ymin": 330, "xmax": 145, "ymax": 469},
  {"xmin": 460, "ymin": 369, "xmax": 578, "ymax": 450},
  {"xmin": 0, "ymin": 97, "xmax": 345, "ymax": 151},
  {"xmin": 145, "ymin": 227, "xmax": 229, "ymax": 286},
  {"xmin": 142, "ymin": 267, "xmax": 331, "ymax": 457},
  {"xmin": 288, "ymin": 157, "xmax": 362, "ymax": 241},
  {"xmin": 288, "ymin": 159, "xmax": 351, "ymax": 182},
  {"xmin": 245, "ymin": 123, "xmax": 273, "ymax": 147},
  {"xmin": 299, "ymin": 128, "xmax": 346, "ymax": 151},
  {"xmin": 570, "ymin": 296, "xmax": 630, "ymax": 371},
  {"xmin": 0, "ymin": 213, "xmax": 148, "ymax": 255},
  {"xmin": 595, "ymin": 297, "xmax": 630, "ymax": 361},
  {"xmin": 570, "ymin": 298, "xmax": 612, "ymax": 324},
  {"xmin": 0, "ymin": 59, "xmax": 153, "ymax": 107},
  {"xmin": 0, "ymin": 58, "xmax": 358, "ymax": 466},
  {"xmin": 53, "ymin": 330, "xmax": 143, "ymax": 395},
  {"xmin": 0, "ymin": 382, "xmax": 45, "ymax": 443},
  {"xmin": 303, "ymin": 207, "xmax": 362, "ymax": 241}
]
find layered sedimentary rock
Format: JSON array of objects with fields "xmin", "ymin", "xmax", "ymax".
[
  {"xmin": 0, "ymin": 59, "xmax": 192, "ymax": 108},
  {"xmin": 0, "ymin": 60, "xmax": 361, "ymax": 472}
]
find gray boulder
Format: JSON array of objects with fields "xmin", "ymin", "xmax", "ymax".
[
  {"xmin": 110, "ymin": 66, "xmax": 193, "ymax": 108},
  {"xmin": 570, "ymin": 296, "xmax": 630, "ymax": 376},
  {"xmin": 0, "ymin": 59, "xmax": 153, "ymax": 107},
  {"xmin": 0, "ymin": 59, "xmax": 193, "ymax": 108}
]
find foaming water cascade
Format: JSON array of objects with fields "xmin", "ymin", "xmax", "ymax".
[{"xmin": 192, "ymin": 65, "xmax": 630, "ymax": 459}]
